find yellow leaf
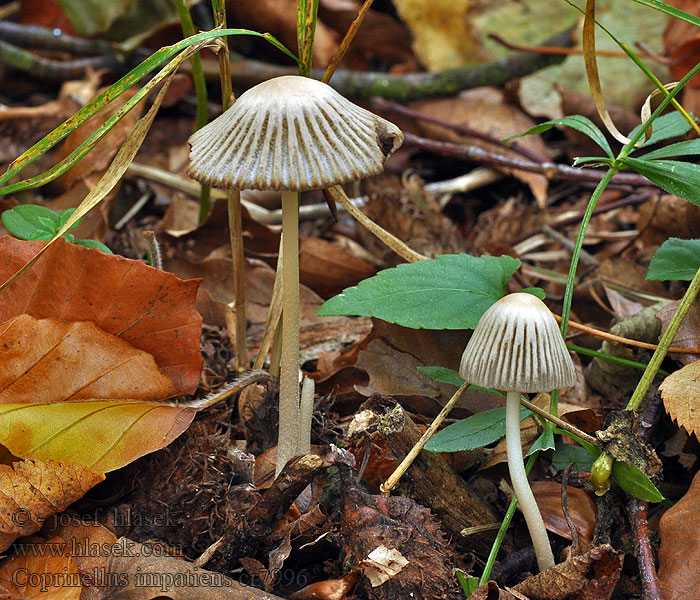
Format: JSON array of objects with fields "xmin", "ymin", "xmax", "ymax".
[{"xmin": 659, "ymin": 360, "xmax": 700, "ymax": 435}]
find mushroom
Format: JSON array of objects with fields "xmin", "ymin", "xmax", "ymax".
[
  {"xmin": 459, "ymin": 292, "xmax": 576, "ymax": 571},
  {"xmin": 187, "ymin": 75, "xmax": 403, "ymax": 475}
]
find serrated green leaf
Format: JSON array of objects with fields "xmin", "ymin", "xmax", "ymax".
[
  {"xmin": 28, "ymin": 231, "xmax": 53, "ymax": 241},
  {"xmin": 425, "ymin": 405, "xmax": 531, "ymax": 453},
  {"xmin": 317, "ymin": 254, "xmax": 521, "ymax": 329},
  {"xmin": 506, "ymin": 115, "xmax": 613, "ymax": 158},
  {"xmin": 647, "ymin": 237, "xmax": 700, "ymax": 281},
  {"xmin": 37, "ymin": 215, "xmax": 58, "ymax": 232},
  {"xmin": 619, "ymin": 157, "xmax": 700, "ymax": 205},
  {"xmin": 640, "ymin": 139, "xmax": 700, "ymax": 161},
  {"xmin": 418, "ymin": 366, "xmax": 465, "ymax": 387},
  {"xmin": 628, "ymin": 111, "xmax": 694, "ymax": 149},
  {"xmin": 61, "ymin": 233, "xmax": 75, "ymax": 243},
  {"xmin": 526, "ymin": 427, "xmax": 555, "ymax": 455},
  {"xmin": 612, "ymin": 461, "xmax": 664, "ymax": 502},
  {"xmin": 74, "ymin": 239, "xmax": 113, "ymax": 254},
  {"xmin": 551, "ymin": 442, "xmax": 596, "ymax": 472}
]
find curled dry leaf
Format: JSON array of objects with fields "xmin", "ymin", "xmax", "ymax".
[
  {"xmin": 659, "ymin": 468, "xmax": 700, "ymax": 600},
  {"xmin": 0, "ymin": 535, "xmax": 81, "ymax": 599},
  {"xmin": 0, "ymin": 315, "xmax": 195, "ymax": 472},
  {"xmin": 512, "ymin": 544, "xmax": 622, "ymax": 600},
  {"xmin": 0, "ymin": 459, "xmax": 103, "ymax": 552},
  {"xmin": 658, "ymin": 301, "xmax": 700, "ymax": 367},
  {"xmin": 0, "ymin": 237, "xmax": 202, "ymax": 394},
  {"xmin": 659, "ymin": 361, "xmax": 700, "ymax": 437}
]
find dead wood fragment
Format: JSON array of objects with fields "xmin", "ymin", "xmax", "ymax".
[
  {"xmin": 349, "ymin": 395, "xmax": 509, "ymax": 556},
  {"xmin": 336, "ymin": 467, "xmax": 463, "ymax": 600}
]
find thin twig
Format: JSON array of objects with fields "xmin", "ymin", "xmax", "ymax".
[{"xmin": 520, "ymin": 398, "xmax": 599, "ymax": 446}]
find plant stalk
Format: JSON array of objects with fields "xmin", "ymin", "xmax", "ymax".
[
  {"xmin": 506, "ymin": 391, "xmax": 554, "ymax": 571},
  {"xmin": 276, "ymin": 191, "xmax": 301, "ymax": 477}
]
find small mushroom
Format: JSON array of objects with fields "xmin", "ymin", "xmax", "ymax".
[
  {"xmin": 187, "ymin": 76, "xmax": 403, "ymax": 475},
  {"xmin": 459, "ymin": 292, "xmax": 576, "ymax": 571}
]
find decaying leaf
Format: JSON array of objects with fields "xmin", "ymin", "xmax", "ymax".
[
  {"xmin": 512, "ymin": 544, "xmax": 622, "ymax": 599},
  {"xmin": 0, "ymin": 237, "xmax": 202, "ymax": 394},
  {"xmin": 659, "ymin": 468, "xmax": 700, "ymax": 600},
  {"xmin": 658, "ymin": 301, "xmax": 700, "ymax": 366},
  {"xmin": 0, "ymin": 459, "xmax": 103, "ymax": 552},
  {"xmin": 0, "ymin": 315, "xmax": 179, "ymax": 404},
  {"xmin": 530, "ymin": 481, "xmax": 596, "ymax": 542},
  {"xmin": 660, "ymin": 361, "xmax": 700, "ymax": 437},
  {"xmin": 0, "ymin": 535, "xmax": 82, "ymax": 599}
]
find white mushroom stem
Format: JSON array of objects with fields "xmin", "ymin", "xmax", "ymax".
[
  {"xmin": 276, "ymin": 190, "xmax": 301, "ymax": 476},
  {"xmin": 505, "ymin": 391, "xmax": 555, "ymax": 571}
]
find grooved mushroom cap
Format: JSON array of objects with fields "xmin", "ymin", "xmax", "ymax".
[
  {"xmin": 187, "ymin": 75, "xmax": 404, "ymax": 192},
  {"xmin": 459, "ymin": 293, "xmax": 576, "ymax": 393}
]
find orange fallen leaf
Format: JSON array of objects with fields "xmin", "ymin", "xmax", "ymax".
[
  {"xmin": 0, "ymin": 315, "xmax": 179, "ymax": 403},
  {"xmin": 0, "ymin": 459, "xmax": 103, "ymax": 552},
  {"xmin": 0, "ymin": 315, "xmax": 195, "ymax": 473},
  {"xmin": 0, "ymin": 535, "xmax": 81, "ymax": 599},
  {"xmin": 0, "ymin": 237, "xmax": 202, "ymax": 394},
  {"xmin": 659, "ymin": 361, "xmax": 700, "ymax": 436}
]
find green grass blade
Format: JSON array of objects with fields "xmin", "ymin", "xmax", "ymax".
[{"xmin": 630, "ymin": 0, "xmax": 700, "ymax": 26}]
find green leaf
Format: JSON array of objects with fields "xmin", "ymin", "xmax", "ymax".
[
  {"xmin": 506, "ymin": 116, "xmax": 613, "ymax": 158},
  {"xmin": 74, "ymin": 239, "xmax": 113, "ymax": 254},
  {"xmin": 318, "ymin": 254, "xmax": 521, "ymax": 329},
  {"xmin": 519, "ymin": 287, "xmax": 546, "ymax": 299},
  {"xmin": 418, "ymin": 366, "xmax": 465, "ymax": 387},
  {"xmin": 647, "ymin": 237, "xmax": 700, "ymax": 281},
  {"xmin": 641, "ymin": 139, "xmax": 700, "ymax": 161},
  {"xmin": 60, "ymin": 233, "xmax": 75, "ymax": 243},
  {"xmin": 630, "ymin": 0, "xmax": 700, "ymax": 27},
  {"xmin": 456, "ymin": 571, "xmax": 479, "ymax": 597},
  {"xmin": 612, "ymin": 461, "xmax": 664, "ymax": 503},
  {"xmin": 27, "ymin": 231, "xmax": 53, "ymax": 241},
  {"xmin": 619, "ymin": 157, "xmax": 700, "ymax": 206},
  {"xmin": 572, "ymin": 156, "xmax": 613, "ymax": 167},
  {"xmin": 551, "ymin": 443, "xmax": 596, "ymax": 472},
  {"xmin": 1, "ymin": 205, "xmax": 59, "ymax": 239},
  {"xmin": 526, "ymin": 427, "xmax": 555, "ymax": 455},
  {"xmin": 425, "ymin": 405, "xmax": 531, "ymax": 453},
  {"xmin": 628, "ymin": 111, "xmax": 694, "ymax": 149},
  {"xmin": 58, "ymin": 208, "xmax": 81, "ymax": 231},
  {"xmin": 554, "ymin": 428, "xmax": 600, "ymax": 456}
]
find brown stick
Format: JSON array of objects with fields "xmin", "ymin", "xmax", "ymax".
[
  {"xmin": 358, "ymin": 395, "xmax": 511, "ymax": 555},
  {"xmin": 628, "ymin": 499, "xmax": 663, "ymax": 600}
]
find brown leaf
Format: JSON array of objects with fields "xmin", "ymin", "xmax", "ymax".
[
  {"xmin": 659, "ymin": 468, "xmax": 700, "ymax": 600},
  {"xmin": 298, "ymin": 237, "xmax": 376, "ymax": 296},
  {"xmin": 0, "ymin": 237, "xmax": 202, "ymax": 394},
  {"xmin": 470, "ymin": 581, "xmax": 530, "ymax": 600},
  {"xmin": 290, "ymin": 572, "xmax": 358, "ymax": 600},
  {"xmin": 530, "ymin": 481, "xmax": 596, "ymax": 542},
  {"xmin": 0, "ymin": 459, "xmax": 103, "ymax": 552},
  {"xmin": 410, "ymin": 89, "xmax": 549, "ymax": 206},
  {"xmin": 104, "ymin": 537, "xmax": 287, "ymax": 599},
  {"xmin": 660, "ymin": 360, "xmax": 700, "ymax": 436},
  {"xmin": 0, "ymin": 535, "xmax": 82, "ymax": 599},
  {"xmin": 664, "ymin": 1, "xmax": 700, "ymax": 89},
  {"xmin": 658, "ymin": 301, "xmax": 700, "ymax": 366},
  {"xmin": 512, "ymin": 544, "xmax": 622, "ymax": 600},
  {"xmin": 0, "ymin": 315, "xmax": 179, "ymax": 403}
]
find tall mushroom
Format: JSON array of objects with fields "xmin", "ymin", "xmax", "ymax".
[
  {"xmin": 459, "ymin": 292, "xmax": 576, "ymax": 571},
  {"xmin": 187, "ymin": 75, "xmax": 403, "ymax": 474}
]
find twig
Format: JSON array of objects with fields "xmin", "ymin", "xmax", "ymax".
[
  {"xmin": 628, "ymin": 499, "xmax": 662, "ymax": 600},
  {"xmin": 404, "ymin": 132, "xmax": 653, "ymax": 187},
  {"xmin": 371, "ymin": 97, "xmax": 546, "ymax": 163},
  {"xmin": 323, "ymin": 0, "xmax": 374, "ymax": 83},
  {"xmin": 142, "ymin": 230, "xmax": 162, "ymax": 270},
  {"xmin": 561, "ymin": 464, "xmax": 582, "ymax": 555},
  {"xmin": 0, "ymin": 21, "xmax": 115, "ymax": 56},
  {"xmin": 519, "ymin": 398, "xmax": 599, "ymax": 446}
]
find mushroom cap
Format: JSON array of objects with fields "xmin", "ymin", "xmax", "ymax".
[
  {"xmin": 459, "ymin": 293, "xmax": 576, "ymax": 393},
  {"xmin": 187, "ymin": 75, "xmax": 404, "ymax": 191}
]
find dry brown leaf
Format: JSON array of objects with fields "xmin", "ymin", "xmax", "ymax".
[
  {"xmin": 659, "ymin": 467, "xmax": 700, "ymax": 600},
  {"xmin": 530, "ymin": 481, "xmax": 596, "ymax": 542},
  {"xmin": 638, "ymin": 194, "xmax": 700, "ymax": 247},
  {"xmin": 0, "ymin": 535, "xmax": 82, "ymax": 599},
  {"xmin": 0, "ymin": 460, "xmax": 103, "ymax": 552},
  {"xmin": 0, "ymin": 237, "xmax": 202, "ymax": 394},
  {"xmin": 658, "ymin": 301, "xmax": 700, "ymax": 366},
  {"xmin": 0, "ymin": 315, "xmax": 179, "ymax": 403},
  {"xmin": 42, "ymin": 519, "xmax": 117, "ymax": 600},
  {"xmin": 664, "ymin": 0, "xmax": 700, "ymax": 90},
  {"xmin": 104, "ymin": 537, "xmax": 287, "ymax": 599},
  {"xmin": 410, "ymin": 89, "xmax": 549, "ymax": 206},
  {"xmin": 299, "ymin": 237, "xmax": 376, "ymax": 296},
  {"xmin": 290, "ymin": 572, "xmax": 358, "ymax": 600},
  {"xmin": 512, "ymin": 544, "xmax": 622, "ymax": 600},
  {"xmin": 659, "ymin": 361, "xmax": 700, "ymax": 436}
]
